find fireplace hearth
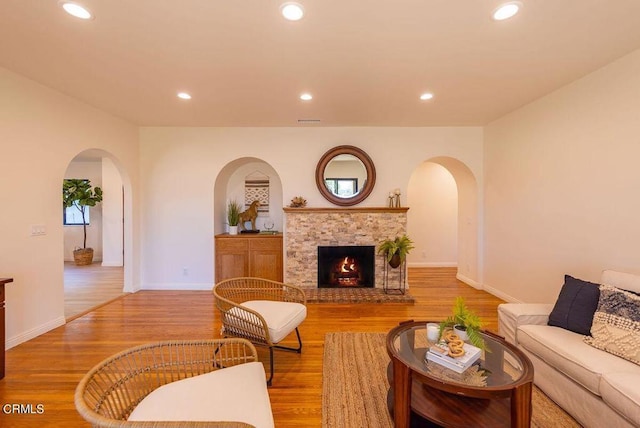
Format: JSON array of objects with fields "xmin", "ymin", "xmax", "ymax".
[{"xmin": 318, "ymin": 246, "xmax": 375, "ymax": 288}]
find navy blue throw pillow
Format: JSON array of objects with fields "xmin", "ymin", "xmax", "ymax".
[{"xmin": 548, "ymin": 275, "xmax": 601, "ymax": 335}]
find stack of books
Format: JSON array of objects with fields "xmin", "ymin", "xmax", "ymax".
[{"xmin": 425, "ymin": 343, "xmax": 482, "ymax": 373}]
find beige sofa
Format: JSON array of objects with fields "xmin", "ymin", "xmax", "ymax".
[{"xmin": 498, "ymin": 270, "xmax": 640, "ymax": 428}]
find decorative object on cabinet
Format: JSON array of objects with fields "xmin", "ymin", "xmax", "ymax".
[
  {"xmin": 62, "ymin": 178, "xmax": 103, "ymax": 265},
  {"xmin": 215, "ymin": 233, "xmax": 283, "ymax": 282},
  {"xmin": 238, "ymin": 200, "xmax": 261, "ymax": 232},
  {"xmin": 315, "ymin": 145, "xmax": 376, "ymax": 206},
  {"xmin": 227, "ymin": 200, "xmax": 241, "ymax": 235}
]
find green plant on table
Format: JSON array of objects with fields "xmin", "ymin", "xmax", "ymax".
[{"xmin": 440, "ymin": 296, "xmax": 486, "ymax": 350}]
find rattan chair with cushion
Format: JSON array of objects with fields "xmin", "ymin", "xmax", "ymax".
[
  {"xmin": 213, "ymin": 277, "xmax": 307, "ymax": 386},
  {"xmin": 74, "ymin": 339, "xmax": 274, "ymax": 428}
]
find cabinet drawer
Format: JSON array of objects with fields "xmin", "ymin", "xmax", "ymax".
[
  {"xmin": 215, "ymin": 238, "xmax": 249, "ymax": 252},
  {"xmin": 250, "ymin": 237, "xmax": 282, "ymax": 251}
]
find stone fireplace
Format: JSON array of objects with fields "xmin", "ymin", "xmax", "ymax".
[{"xmin": 283, "ymin": 207, "xmax": 409, "ymax": 289}]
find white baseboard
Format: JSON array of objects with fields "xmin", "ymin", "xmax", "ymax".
[
  {"xmin": 482, "ymin": 283, "xmax": 523, "ymax": 303},
  {"xmin": 5, "ymin": 316, "xmax": 66, "ymax": 350},
  {"xmin": 456, "ymin": 273, "xmax": 482, "ymax": 290},
  {"xmin": 408, "ymin": 262, "xmax": 458, "ymax": 268},
  {"xmin": 141, "ymin": 282, "xmax": 212, "ymax": 291},
  {"xmin": 101, "ymin": 261, "xmax": 123, "ymax": 267}
]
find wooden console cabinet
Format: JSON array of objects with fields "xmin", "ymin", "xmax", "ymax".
[
  {"xmin": 1, "ymin": 277, "xmax": 14, "ymax": 380},
  {"xmin": 215, "ymin": 234, "xmax": 283, "ymax": 283}
]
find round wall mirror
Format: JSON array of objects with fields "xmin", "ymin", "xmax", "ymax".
[{"xmin": 315, "ymin": 145, "xmax": 376, "ymax": 206}]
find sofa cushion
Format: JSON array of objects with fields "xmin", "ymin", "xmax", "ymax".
[
  {"xmin": 243, "ymin": 300, "xmax": 306, "ymax": 343},
  {"xmin": 601, "ymin": 270, "xmax": 640, "ymax": 295},
  {"xmin": 548, "ymin": 275, "xmax": 600, "ymax": 335},
  {"xmin": 600, "ymin": 372, "xmax": 640, "ymax": 426},
  {"xmin": 518, "ymin": 324, "xmax": 639, "ymax": 395},
  {"xmin": 584, "ymin": 284, "xmax": 640, "ymax": 365},
  {"xmin": 129, "ymin": 361, "xmax": 274, "ymax": 427}
]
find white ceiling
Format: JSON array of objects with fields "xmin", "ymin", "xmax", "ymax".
[{"xmin": 2, "ymin": 1, "xmax": 640, "ymax": 127}]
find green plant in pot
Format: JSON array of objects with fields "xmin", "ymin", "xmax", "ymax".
[
  {"xmin": 378, "ymin": 234, "xmax": 414, "ymax": 268},
  {"xmin": 62, "ymin": 178, "xmax": 103, "ymax": 266},
  {"xmin": 227, "ymin": 200, "xmax": 241, "ymax": 235},
  {"xmin": 440, "ymin": 296, "xmax": 486, "ymax": 350}
]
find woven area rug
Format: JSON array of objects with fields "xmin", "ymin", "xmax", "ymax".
[
  {"xmin": 322, "ymin": 332, "xmax": 580, "ymax": 428},
  {"xmin": 304, "ymin": 288, "xmax": 415, "ymax": 304}
]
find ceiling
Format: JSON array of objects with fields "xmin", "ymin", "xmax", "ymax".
[{"xmin": 2, "ymin": 1, "xmax": 640, "ymax": 127}]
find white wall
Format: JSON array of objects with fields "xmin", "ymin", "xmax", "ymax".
[
  {"xmin": 484, "ymin": 48, "xmax": 640, "ymax": 304},
  {"xmin": 0, "ymin": 66, "xmax": 140, "ymax": 348},
  {"xmin": 64, "ymin": 160, "xmax": 103, "ymax": 261},
  {"xmin": 407, "ymin": 162, "xmax": 458, "ymax": 267},
  {"xmin": 102, "ymin": 158, "xmax": 124, "ymax": 266},
  {"xmin": 139, "ymin": 127, "xmax": 483, "ymax": 290}
]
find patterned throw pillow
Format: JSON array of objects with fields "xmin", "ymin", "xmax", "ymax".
[{"xmin": 584, "ymin": 284, "xmax": 640, "ymax": 365}]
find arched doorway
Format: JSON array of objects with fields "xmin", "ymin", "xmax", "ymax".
[
  {"xmin": 407, "ymin": 156, "xmax": 480, "ymax": 287},
  {"xmin": 63, "ymin": 149, "xmax": 130, "ymax": 320}
]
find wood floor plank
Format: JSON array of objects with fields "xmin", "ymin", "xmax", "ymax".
[
  {"xmin": 1, "ymin": 267, "xmax": 504, "ymax": 427},
  {"xmin": 63, "ymin": 262, "xmax": 126, "ymax": 320}
]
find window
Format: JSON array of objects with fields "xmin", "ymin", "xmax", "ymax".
[
  {"xmin": 64, "ymin": 201, "xmax": 90, "ymax": 225},
  {"xmin": 325, "ymin": 178, "xmax": 358, "ymax": 197}
]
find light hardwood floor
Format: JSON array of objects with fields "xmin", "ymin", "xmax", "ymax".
[
  {"xmin": 64, "ymin": 262, "xmax": 126, "ymax": 320},
  {"xmin": 2, "ymin": 267, "xmax": 504, "ymax": 427}
]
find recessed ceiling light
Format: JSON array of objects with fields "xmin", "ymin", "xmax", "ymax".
[
  {"xmin": 492, "ymin": 1, "xmax": 522, "ymax": 21},
  {"xmin": 60, "ymin": 2, "xmax": 93, "ymax": 20},
  {"xmin": 177, "ymin": 92, "xmax": 192, "ymax": 100},
  {"xmin": 281, "ymin": 2, "xmax": 305, "ymax": 21},
  {"xmin": 300, "ymin": 93, "xmax": 313, "ymax": 101},
  {"xmin": 420, "ymin": 93, "xmax": 434, "ymax": 101}
]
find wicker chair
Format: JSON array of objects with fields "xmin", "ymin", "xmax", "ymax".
[
  {"xmin": 213, "ymin": 277, "xmax": 307, "ymax": 385},
  {"xmin": 75, "ymin": 339, "xmax": 270, "ymax": 427}
]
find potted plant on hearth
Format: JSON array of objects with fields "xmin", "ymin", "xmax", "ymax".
[
  {"xmin": 227, "ymin": 200, "xmax": 241, "ymax": 235},
  {"xmin": 62, "ymin": 178, "xmax": 103, "ymax": 266},
  {"xmin": 378, "ymin": 234, "xmax": 414, "ymax": 268},
  {"xmin": 440, "ymin": 296, "xmax": 486, "ymax": 350}
]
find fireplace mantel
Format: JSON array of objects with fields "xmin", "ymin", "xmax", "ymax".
[
  {"xmin": 283, "ymin": 207, "xmax": 409, "ymax": 214},
  {"xmin": 284, "ymin": 207, "xmax": 408, "ymax": 288}
]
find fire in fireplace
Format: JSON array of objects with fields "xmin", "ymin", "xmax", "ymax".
[{"xmin": 317, "ymin": 245, "xmax": 375, "ymax": 288}]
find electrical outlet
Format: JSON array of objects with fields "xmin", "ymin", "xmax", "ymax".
[
  {"xmin": 422, "ymin": 251, "xmax": 426, "ymax": 259},
  {"xmin": 31, "ymin": 224, "xmax": 46, "ymax": 236},
  {"xmin": 183, "ymin": 267, "xmax": 188, "ymax": 276}
]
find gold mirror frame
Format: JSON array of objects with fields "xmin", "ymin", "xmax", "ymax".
[{"xmin": 315, "ymin": 145, "xmax": 376, "ymax": 206}]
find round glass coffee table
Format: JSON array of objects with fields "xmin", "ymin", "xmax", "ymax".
[{"xmin": 386, "ymin": 321, "xmax": 534, "ymax": 428}]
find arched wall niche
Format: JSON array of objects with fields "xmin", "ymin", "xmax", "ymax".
[
  {"xmin": 62, "ymin": 148, "xmax": 134, "ymax": 292},
  {"xmin": 213, "ymin": 157, "xmax": 284, "ymax": 235},
  {"xmin": 407, "ymin": 156, "xmax": 480, "ymax": 287}
]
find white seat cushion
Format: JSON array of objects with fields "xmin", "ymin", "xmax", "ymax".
[
  {"xmin": 128, "ymin": 361, "xmax": 274, "ymax": 428},
  {"xmin": 518, "ymin": 324, "xmax": 638, "ymax": 395},
  {"xmin": 600, "ymin": 372, "xmax": 640, "ymax": 426},
  {"xmin": 243, "ymin": 300, "xmax": 306, "ymax": 343}
]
